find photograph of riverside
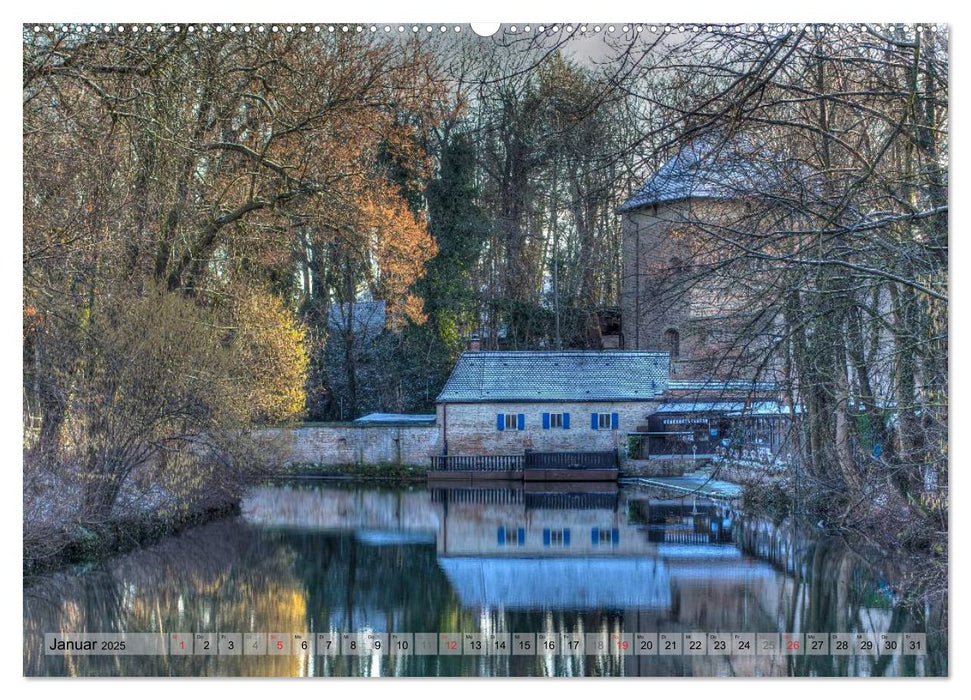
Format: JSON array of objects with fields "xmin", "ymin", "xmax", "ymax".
[{"xmin": 23, "ymin": 22, "xmax": 947, "ymax": 678}]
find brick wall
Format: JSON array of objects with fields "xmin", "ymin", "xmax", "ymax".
[
  {"xmin": 620, "ymin": 199, "xmax": 769, "ymax": 379},
  {"xmin": 621, "ymin": 201, "xmax": 694, "ymax": 358},
  {"xmin": 438, "ymin": 401, "xmax": 659, "ymax": 456},
  {"xmin": 263, "ymin": 423, "xmax": 441, "ymax": 466},
  {"xmin": 261, "ymin": 401, "xmax": 668, "ymax": 465}
]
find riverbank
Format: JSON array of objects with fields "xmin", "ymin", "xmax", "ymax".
[
  {"xmin": 689, "ymin": 458, "xmax": 946, "ymax": 605},
  {"xmin": 23, "ymin": 461, "xmax": 431, "ymax": 578},
  {"xmin": 283, "ymin": 462, "xmax": 428, "ymax": 481},
  {"xmin": 25, "ymin": 478, "xmax": 947, "ymax": 678},
  {"xmin": 24, "ymin": 498, "xmax": 241, "ymax": 578}
]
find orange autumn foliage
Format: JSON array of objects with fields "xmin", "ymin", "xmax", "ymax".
[{"xmin": 356, "ymin": 186, "xmax": 438, "ymax": 329}]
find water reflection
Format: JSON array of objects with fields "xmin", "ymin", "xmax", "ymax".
[{"xmin": 24, "ymin": 481, "xmax": 946, "ymax": 677}]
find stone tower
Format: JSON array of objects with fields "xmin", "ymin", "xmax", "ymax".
[{"xmin": 619, "ymin": 136, "xmax": 774, "ymax": 377}]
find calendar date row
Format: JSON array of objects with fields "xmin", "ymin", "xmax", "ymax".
[{"xmin": 45, "ymin": 632, "xmax": 927, "ymax": 657}]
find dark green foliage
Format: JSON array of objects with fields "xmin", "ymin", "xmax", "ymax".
[{"xmin": 422, "ymin": 133, "xmax": 490, "ymax": 321}]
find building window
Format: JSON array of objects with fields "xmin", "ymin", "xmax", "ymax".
[
  {"xmin": 543, "ymin": 528, "xmax": 571, "ymax": 547},
  {"xmin": 497, "ymin": 413, "xmax": 524, "ymax": 431},
  {"xmin": 498, "ymin": 526, "xmax": 525, "ymax": 546},
  {"xmin": 664, "ymin": 328, "xmax": 680, "ymax": 361},
  {"xmin": 592, "ymin": 528, "xmax": 619, "ymax": 547},
  {"xmin": 592, "ymin": 412, "xmax": 619, "ymax": 430},
  {"xmin": 543, "ymin": 412, "xmax": 570, "ymax": 429}
]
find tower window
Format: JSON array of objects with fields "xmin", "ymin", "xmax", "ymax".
[{"xmin": 664, "ymin": 328, "xmax": 680, "ymax": 361}]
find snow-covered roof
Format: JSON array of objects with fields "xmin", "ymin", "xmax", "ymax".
[
  {"xmin": 655, "ymin": 401, "xmax": 747, "ymax": 414},
  {"xmin": 353, "ymin": 413, "xmax": 436, "ymax": 425},
  {"xmin": 437, "ymin": 351, "xmax": 669, "ymax": 403},
  {"xmin": 667, "ymin": 379, "xmax": 777, "ymax": 392},
  {"xmin": 618, "ymin": 135, "xmax": 809, "ymax": 212},
  {"xmin": 327, "ymin": 300, "xmax": 386, "ymax": 338},
  {"xmin": 654, "ymin": 401, "xmax": 799, "ymax": 416},
  {"xmin": 724, "ymin": 401, "xmax": 802, "ymax": 417}
]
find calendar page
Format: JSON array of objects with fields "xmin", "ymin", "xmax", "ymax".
[{"xmin": 21, "ymin": 14, "xmax": 948, "ymax": 682}]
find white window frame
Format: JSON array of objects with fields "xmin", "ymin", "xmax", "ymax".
[
  {"xmin": 595, "ymin": 528, "xmax": 615, "ymax": 545},
  {"xmin": 505, "ymin": 413, "xmax": 520, "ymax": 431},
  {"xmin": 500, "ymin": 526, "xmax": 523, "ymax": 545},
  {"xmin": 597, "ymin": 412, "xmax": 612, "ymax": 430}
]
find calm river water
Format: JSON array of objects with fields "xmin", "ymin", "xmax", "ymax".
[{"xmin": 24, "ymin": 480, "xmax": 947, "ymax": 677}]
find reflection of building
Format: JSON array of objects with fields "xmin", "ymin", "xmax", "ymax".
[
  {"xmin": 433, "ymin": 491, "xmax": 647, "ymax": 559},
  {"xmin": 427, "ymin": 486, "xmax": 785, "ymax": 617},
  {"xmin": 241, "ymin": 482, "xmax": 817, "ymax": 676},
  {"xmin": 439, "ymin": 558, "xmax": 673, "ymax": 610},
  {"xmin": 243, "ymin": 482, "xmax": 781, "ymax": 618}
]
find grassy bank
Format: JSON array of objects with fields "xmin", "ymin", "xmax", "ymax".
[
  {"xmin": 24, "ymin": 462, "xmax": 429, "ymax": 577},
  {"xmin": 24, "ymin": 499, "xmax": 240, "ymax": 578},
  {"xmin": 282, "ymin": 462, "xmax": 429, "ymax": 480},
  {"xmin": 713, "ymin": 458, "xmax": 945, "ymax": 600}
]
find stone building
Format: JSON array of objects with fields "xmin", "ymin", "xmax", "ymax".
[
  {"xmin": 435, "ymin": 351, "xmax": 668, "ymax": 456},
  {"xmin": 618, "ymin": 136, "xmax": 797, "ymax": 378}
]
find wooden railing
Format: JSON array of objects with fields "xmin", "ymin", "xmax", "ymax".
[
  {"xmin": 431, "ymin": 488, "xmax": 525, "ymax": 505},
  {"xmin": 646, "ymin": 527, "xmax": 720, "ymax": 545},
  {"xmin": 431, "ymin": 450, "xmax": 618, "ymax": 471},
  {"xmin": 523, "ymin": 450, "xmax": 618, "ymax": 470},
  {"xmin": 524, "ymin": 492, "xmax": 619, "ymax": 510},
  {"xmin": 430, "ymin": 454, "xmax": 524, "ymax": 471}
]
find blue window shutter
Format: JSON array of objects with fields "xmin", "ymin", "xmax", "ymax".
[
  {"xmin": 611, "ymin": 412, "xmax": 619, "ymax": 430},
  {"xmin": 517, "ymin": 413, "xmax": 525, "ymax": 430},
  {"xmin": 563, "ymin": 529, "xmax": 571, "ymax": 546},
  {"xmin": 542, "ymin": 412, "xmax": 550, "ymax": 429},
  {"xmin": 517, "ymin": 527, "xmax": 525, "ymax": 545},
  {"xmin": 591, "ymin": 413, "xmax": 598, "ymax": 430},
  {"xmin": 563, "ymin": 412, "xmax": 570, "ymax": 429},
  {"xmin": 497, "ymin": 413, "xmax": 504, "ymax": 431},
  {"xmin": 611, "ymin": 528, "xmax": 619, "ymax": 546},
  {"xmin": 543, "ymin": 528, "xmax": 551, "ymax": 547},
  {"xmin": 591, "ymin": 528, "xmax": 598, "ymax": 545},
  {"xmin": 497, "ymin": 527, "xmax": 505, "ymax": 545}
]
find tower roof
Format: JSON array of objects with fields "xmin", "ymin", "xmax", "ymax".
[{"xmin": 618, "ymin": 135, "xmax": 804, "ymax": 212}]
